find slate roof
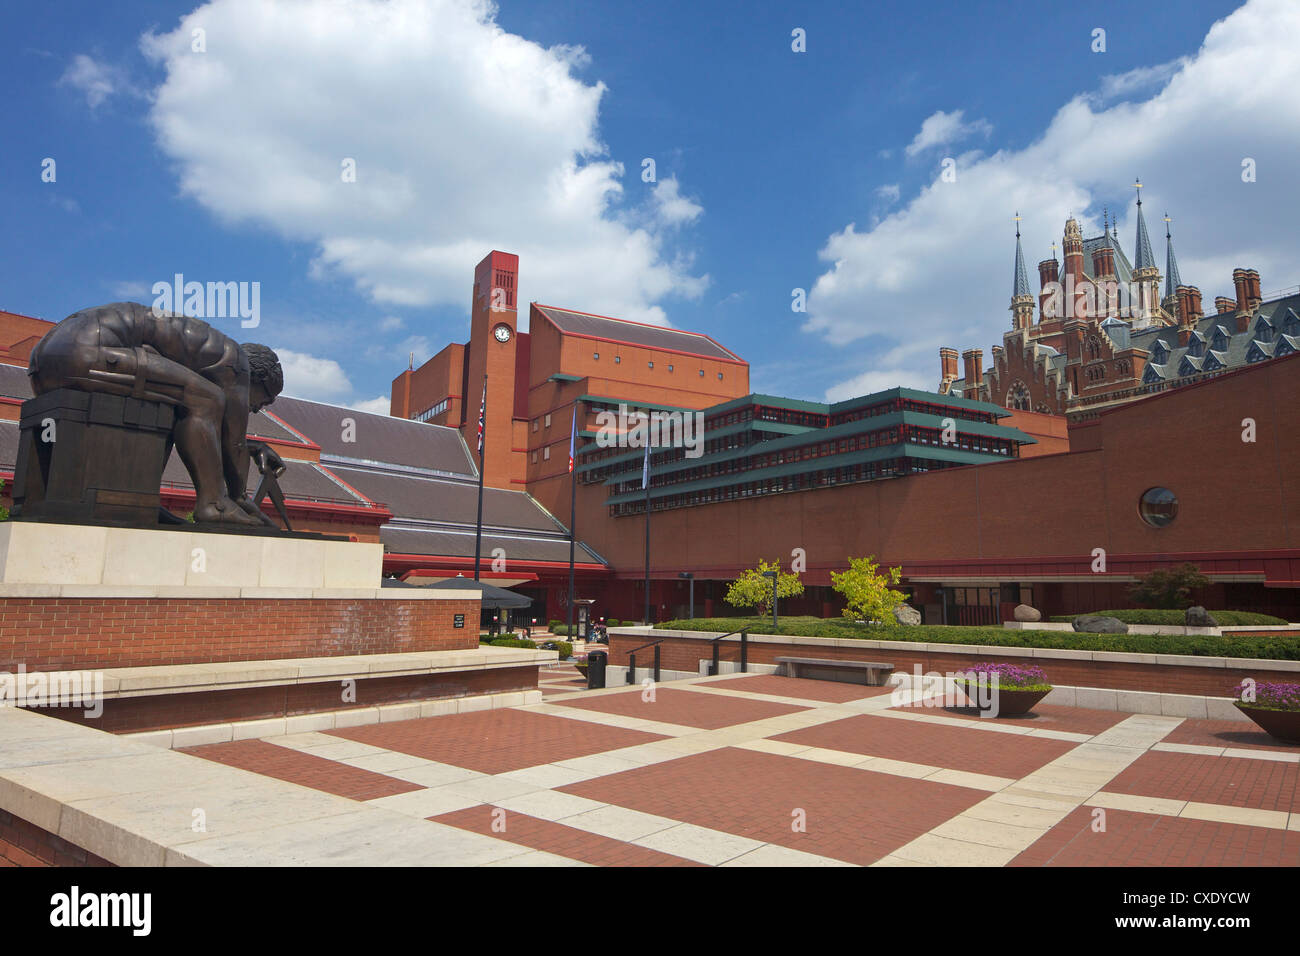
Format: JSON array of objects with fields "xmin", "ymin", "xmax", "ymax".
[
  {"xmin": 1082, "ymin": 229, "xmax": 1135, "ymax": 285},
  {"xmin": 269, "ymin": 395, "xmax": 475, "ymax": 476},
  {"xmin": 380, "ymin": 524, "xmax": 602, "ymax": 565},
  {"xmin": 0, "ymin": 363, "xmax": 32, "ymax": 400},
  {"xmin": 534, "ymin": 305, "xmax": 742, "ymax": 362}
]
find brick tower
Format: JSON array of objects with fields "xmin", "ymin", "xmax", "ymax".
[{"xmin": 462, "ymin": 251, "xmax": 522, "ymax": 489}]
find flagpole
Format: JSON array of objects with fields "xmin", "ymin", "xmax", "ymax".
[
  {"xmin": 643, "ymin": 439, "xmax": 651, "ymax": 625},
  {"xmin": 473, "ymin": 374, "xmax": 487, "ymax": 582},
  {"xmin": 566, "ymin": 403, "xmax": 578, "ymax": 641}
]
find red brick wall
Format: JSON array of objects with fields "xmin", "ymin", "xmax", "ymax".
[
  {"xmin": 610, "ymin": 633, "xmax": 1289, "ymax": 699},
  {"xmin": 0, "ymin": 597, "xmax": 480, "ymax": 671},
  {"xmin": 42, "ymin": 664, "xmax": 538, "ymax": 733},
  {"xmin": 0, "ymin": 810, "xmax": 113, "ymax": 867}
]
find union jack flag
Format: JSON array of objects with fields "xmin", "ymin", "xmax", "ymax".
[
  {"xmin": 568, "ymin": 406, "xmax": 576, "ymax": 473},
  {"xmin": 476, "ymin": 378, "xmax": 486, "ymax": 457}
]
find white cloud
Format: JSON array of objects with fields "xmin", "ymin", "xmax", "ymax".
[
  {"xmin": 348, "ymin": 396, "xmax": 392, "ymax": 415},
  {"xmin": 109, "ymin": 280, "xmax": 150, "ymax": 299},
  {"xmin": 58, "ymin": 54, "xmax": 134, "ymax": 109},
  {"xmin": 652, "ymin": 176, "xmax": 703, "ymax": 228},
  {"xmin": 378, "ymin": 315, "xmax": 404, "ymax": 332},
  {"xmin": 824, "ymin": 367, "xmax": 932, "ymax": 403},
  {"xmin": 273, "ymin": 348, "xmax": 354, "ymax": 402},
  {"xmin": 807, "ymin": 0, "xmax": 1300, "ymax": 399},
  {"xmin": 1096, "ymin": 58, "xmax": 1189, "ymax": 102},
  {"xmin": 140, "ymin": 0, "xmax": 705, "ymax": 326},
  {"xmin": 904, "ymin": 109, "xmax": 992, "ymax": 158},
  {"xmin": 875, "ymin": 183, "xmax": 900, "ymax": 205}
]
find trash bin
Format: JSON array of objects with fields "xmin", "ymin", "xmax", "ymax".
[{"xmin": 586, "ymin": 650, "xmax": 607, "ymax": 690}]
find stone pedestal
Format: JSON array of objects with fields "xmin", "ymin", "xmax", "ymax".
[{"xmin": 12, "ymin": 389, "xmax": 173, "ymax": 526}]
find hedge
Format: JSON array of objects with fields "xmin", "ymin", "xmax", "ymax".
[
  {"xmin": 482, "ymin": 636, "xmax": 538, "ymax": 649},
  {"xmin": 1048, "ymin": 610, "xmax": 1289, "ymax": 626},
  {"xmin": 653, "ymin": 615, "xmax": 1300, "ymax": 661}
]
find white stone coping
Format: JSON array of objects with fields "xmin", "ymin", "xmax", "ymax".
[
  {"xmin": 1005, "ymin": 620, "xmax": 1300, "ymax": 636},
  {"xmin": 0, "ymin": 705, "xmax": 545, "ymax": 866},
  {"xmin": 0, "ymin": 583, "xmax": 480, "ymax": 600},
  {"xmin": 609, "ymin": 627, "xmax": 1300, "ymax": 673},
  {"xmin": 29, "ymin": 646, "xmax": 559, "ymax": 699},
  {"xmin": 125, "ymin": 690, "xmax": 545, "ymax": 750}
]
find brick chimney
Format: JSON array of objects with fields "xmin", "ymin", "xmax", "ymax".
[
  {"xmin": 962, "ymin": 348, "xmax": 984, "ymax": 390},
  {"xmin": 1178, "ymin": 325, "xmax": 1192, "ymax": 347},
  {"xmin": 1091, "ymin": 245, "xmax": 1115, "ymax": 278},
  {"xmin": 1038, "ymin": 258, "xmax": 1060, "ymax": 321},
  {"xmin": 1233, "ymin": 268, "xmax": 1252, "ymax": 332},
  {"xmin": 1185, "ymin": 286, "xmax": 1203, "ymax": 322},
  {"xmin": 1175, "ymin": 285, "xmax": 1191, "ymax": 326},
  {"xmin": 1247, "ymin": 269, "xmax": 1261, "ymax": 308},
  {"xmin": 939, "ymin": 347, "xmax": 958, "ymax": 386},
  {"xmin": 1214, "ymin": 296, "xmax": 1237, "ymax": 315}
]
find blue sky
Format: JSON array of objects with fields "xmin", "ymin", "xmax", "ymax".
[{"xmin": 3, "ymin": 0, "xmax": 1293, "ymax": 412}]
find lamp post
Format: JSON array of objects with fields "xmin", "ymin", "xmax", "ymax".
[
  {"xmin": 676, "ymin": 574, "xmax": 696, "ymax": 621},
  {"xmin": 762, "ymin": 569, "xmax": 778, "ymax": 630}
]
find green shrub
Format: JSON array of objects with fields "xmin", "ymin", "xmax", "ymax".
[
  {"xmin": 654, "ymin": 615, "xmax": 1300, "ymax": 661},
  {"xmin": 549, "ymin": 624, "xmax": 570, "ymax": 637},
  {"xmin": 553, "ymin": 641, "xmax": 573, "ymax": 659},
  {"xmin": 487, "ymin": 636, "xmax": 538, "ymax": 649},
  {"xmin": 1048, "ymin": 610, "xmax": 1288, "ymax": 626},
  {"xmin": 549, "ymin": 620, "xmax": 564, "ymax": 630},
  {"xmin": 1128, "ymin": 563, "xmax": 1210, "ymax": 608},
  {"xmin": 606, "ymin": 619, "xmax": 620, "ymax": 627}
]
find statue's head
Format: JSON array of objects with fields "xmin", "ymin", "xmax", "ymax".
[{"xmin": 243, "ymin": 343, "xmax": 283, "ymax": 413}]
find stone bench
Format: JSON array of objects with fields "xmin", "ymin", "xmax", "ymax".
[{"xmin": 775, "ymin": 656, "xmax": 895, "ymax": 686}]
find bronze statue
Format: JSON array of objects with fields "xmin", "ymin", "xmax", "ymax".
[{"xmin": 27, "ymin": 302, "xmax": 284, "ymax": 528}]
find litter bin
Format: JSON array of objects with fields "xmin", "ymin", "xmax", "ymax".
[{"xmin": 586, "ymin": 650, "xmax": 607, "ymax": 690}]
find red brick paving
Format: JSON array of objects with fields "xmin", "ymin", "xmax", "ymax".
[
  {"xmin": 1103, "ymin": 750, "xmax": 1300, "ymax": 813},
  {"xmin": 1011, "ymin": 805, "xmax": 1300, "ymax": 866},
  {"xmin": 432, "ymin": 805, "xmax": 703, "ymax": 867},
  {"xmin": 554, "ymin": 686, "xmax": 807, "ymax": 729},
  {"xmin": 892, "ymin": 700, "xmax": 1128, "ymax": 737},
  {"xmin": 180, "ymin": 739, "xmax": 423, "ymax": 801},
  {"xmin": 698, "ymin": 674, "xmax": 896, "ymax": 703},
  {"xmin": 327, "ymin": 709, "xmax": 665, "ymax": 774},
  {"xmin": 1161, "ymin": 718, "xmax": 1300, "ymax": 754},
  {"xmin": 772, "ymin": 713, "xmax": 1074, "ymax": 778},
  {"xmin": 560, "ymin": 747, "xmax": 987, "ymax": 865}
]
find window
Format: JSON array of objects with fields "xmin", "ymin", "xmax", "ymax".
[
  {"xmin": 531, "ymin": 451, "xmax": 537, "ymax": 463},
  {"xmin": 532, "ymin": 419, "xmax": 538, "ymax": 432},
  {"xmin": 614, "ymin": 356, "xmax": 621, "ymax": 364},
  {"xmin": 543, "ymin": 446, "xmax": 551, "ymax": 461},
  {"xmin": 593, "ymin": 352, "xmax": 600, "ymax": 360},
  {"xmin": 1138, "ymin": 487, "xmax": 1178, "ymax": 528},
  {"xmin": 717, "ymin": 372, "xmax": 723, "ymax": 380},
  {"xmin": 698, "ymin": 369, "xmax": 705, "ymax": 377},
  {"xmin": 544, "ymin": 413, "xmax": 552, "ymax": 427},
  {"xmin": 667, "ymin": 365, "xmax": 674, "ymax": 372},
  {"xmin": 648, "ymin": 362, "xmax": 654, "ymax": 369}
]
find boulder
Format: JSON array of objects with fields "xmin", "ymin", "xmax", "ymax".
[
  {"xmin": 1013, "ymin": 604, "xmax": 1042, "ymax": 623},
  {"xmin": 1185, "ymin": 606, "xmax": 1219, "ymax": 627},
  {"xmin": 1072, "ymin": 614, "xmax": 1128, "ymax": 634},
  {"xmin": 893, "ymin": 603, "xmax": 922, "ymax": 626}
]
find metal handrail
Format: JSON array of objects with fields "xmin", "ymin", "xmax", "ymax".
[
  {"xmin": 707, "ymin": 630, "xmax": 748, "ymax": 676},
  {"xmin": 626, "ymin": 638, "xmax": 665, "ymax": 685}
]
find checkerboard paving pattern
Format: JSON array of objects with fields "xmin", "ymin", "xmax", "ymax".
[{"xmin": 176, "ymin": 670, "xmax": 1300, "ymax": 866}]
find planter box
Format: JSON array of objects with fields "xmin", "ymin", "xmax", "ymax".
[
  {"xmin": 1234, "ymin": 703, "xmax": 1300, "ymax": 742},
  {"xmin": 956, "ymin": 681, "xmax": 1051, "ymax": 717}
]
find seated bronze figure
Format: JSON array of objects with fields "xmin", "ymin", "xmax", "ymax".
[{"xmin": 26, "ymin": 302, "xmax": 284, "ymax": 528}]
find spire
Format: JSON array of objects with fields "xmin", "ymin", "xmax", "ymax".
[
  {"xmin": 1163, "ymin": 213, "xmax": 1182, "ymax": 298},
  {"xmin": 1132, "ymin": 179, "xmax": 1156, "ymax": 272},
  {"xmin": 1098, "ymin": 207, "xmax": 1113, "ymax": 249},
  {"xmin": 1012, "ymin": 212, "xmax": 1030, "ymax": 298}
]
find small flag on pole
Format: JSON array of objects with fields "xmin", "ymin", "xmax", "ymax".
[
  {"xmin": 642, "ymin": 439, "xmax": 651, "ymax": 490},
  {"xmin": 476, "ymin": 379, "xmax": 486, "ymax": 457},
  {"xmin": 568, "ymin": 406, "xmax": 576, "ymax": 473}
]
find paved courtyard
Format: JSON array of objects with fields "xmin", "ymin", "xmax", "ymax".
[{"xmin": 179, "ymin": 667, "xmax": 1300, "ymax": 867}]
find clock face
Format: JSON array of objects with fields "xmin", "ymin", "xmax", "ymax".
[{"xmin": 493, "ymin": 323, "xmax": 512, "ymax": 343}]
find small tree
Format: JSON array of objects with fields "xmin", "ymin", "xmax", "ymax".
[
  {"xmin": 725, "ymin": 559, "xmax": 803, "ymax": 616},
  {"xmin": 831, "ymin": 555, "xmax": 906, "ymax": 624},
  {"xmin": 1127, "ymin": 563, "xmax": 1210, "ymax": 609}
]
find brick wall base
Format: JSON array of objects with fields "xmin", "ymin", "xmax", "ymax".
[
  {"xmin": 0, "ymin": 597, "xmax": 480, "ymax": 671},
  {"xmin": 0, "ymin": 810, "xmax": 113, "ymax": 867},
  {"xmin": 610, "ymin": 633, "xmax": 1285, "ymax": 699},
  {"xmin": 31, "ymin": 665, "xmax": 539, "ymax": 733}
]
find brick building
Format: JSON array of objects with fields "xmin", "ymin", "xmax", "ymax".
[{"xmin": 942, "ymin": 187, "xmax": 1300, "ymax": 422}]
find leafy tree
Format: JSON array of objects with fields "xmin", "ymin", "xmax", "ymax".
[
  {"xmin": 725, "ymin": 559, "xmax": 804, "ymax": 616},
  {"xmin": 831, "ymin": 555, "xmax": 906, "ymax": 624},
  {"xmin": 1127, "ymin": 563, "xmax": 1210, "ymax": 609}
]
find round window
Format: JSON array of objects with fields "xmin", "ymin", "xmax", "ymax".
[{"xmin": 1138, "ymin": 487, "xmax": 1178, "ymax": 528}]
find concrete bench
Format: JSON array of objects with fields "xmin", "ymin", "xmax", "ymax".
[{"xmin": 775, "ymin": 656, "xmax": 895, "ymax": 686}]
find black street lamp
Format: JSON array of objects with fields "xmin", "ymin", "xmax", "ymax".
[
  {"xmin": 762, "ymin": 569, "xmax": 778, "ymax": 630},
  {"xmin": 679, "ymin": 572, "xmax": 695, "ymax": 619}
]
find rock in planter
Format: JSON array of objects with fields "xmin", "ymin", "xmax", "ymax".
[
  {"xmin": 1185, "ymin": 605, "xmax": 1218, "ymax": 627},
  {"xmin": 1072, "ymin": 614, "xmax": 1128, "ymax": 634},
  {"xmin": 893, "ymin": 603, "xmax": 921, "ymax": 625},
  {"xmin": 1013, "ymin": 604, "xmax": 1041, "ymax": 622}
]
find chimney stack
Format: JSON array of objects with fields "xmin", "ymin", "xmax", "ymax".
[
  {"xmin": 1185, "ymin": 286, "xmax": 1203, "ymax": 321},
  {"xmin": 962, "ymin": 348, "xmax": 984, "ymax": 390},
  {"xmin": 1247, "ymin": 269, "xmax": 1261, "ymax": 308},
  {"xmin": 1215, "ymin": 296, "xmax": 1237, "ymax": 315},
  {"xmin": 1038, "ymin": 258, "xmax": 1060, "ymax": 321},
  {"xmin": 939, "ymin": 347, "xmax": 959, "ymax": 385},
  {"xmin": 1176, "ymin": 285, "xmax": 1191, "ymax": 326},
  {"xmin": 1233, "ymin": 268, "xmax": 1250, "ymax": 313}
]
